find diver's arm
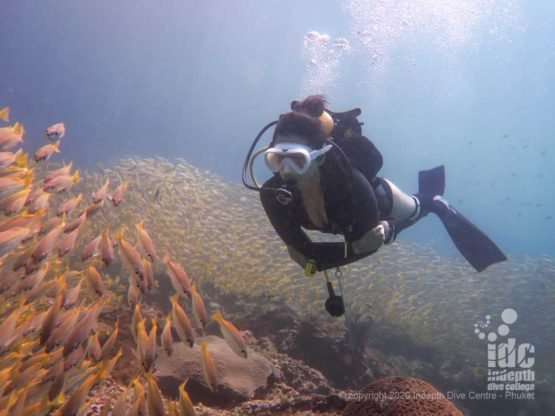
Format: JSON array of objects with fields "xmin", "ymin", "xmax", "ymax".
[{"xmin": 260, "ymin": 188, "xmax": 374, "ymax": 271}]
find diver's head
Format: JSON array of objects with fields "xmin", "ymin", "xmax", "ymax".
[{"xmin": 265, "ymin": 95, "xmax": 333, "ymax": 182}]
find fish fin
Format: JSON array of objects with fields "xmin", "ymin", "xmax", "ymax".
[{"xmin": 0, "ymin": 106, "xmax": 9, "ymax": 122}]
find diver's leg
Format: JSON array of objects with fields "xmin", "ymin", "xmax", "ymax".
[
  {"xmin": 378, "ymin": 166, "xmax": 506, "ymax": 271},
  {"xmin": 373, "ymin": 177, "xmax": 423, "ymax": 243}
]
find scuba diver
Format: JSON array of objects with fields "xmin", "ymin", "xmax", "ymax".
[{"xmin": 242, "ymin": 95, "xmax": 506, "ymax": 315}]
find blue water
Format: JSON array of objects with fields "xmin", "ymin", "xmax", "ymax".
[{"xmin": 1, "ymin": 0, "xmax": 554, "ymax": 258}]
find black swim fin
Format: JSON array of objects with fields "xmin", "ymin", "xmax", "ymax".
[
  {"xmin": 432, "ymin": 197, "xmax": 507, "ymax": 272},
  {"xmin": 418, "ymin": 166, "xmax": 507, "ymax": 272}
]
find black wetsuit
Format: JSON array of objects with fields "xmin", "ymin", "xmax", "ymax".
[{"xmin": 260, "ymin": 130, "xmax": 384, "ymax": 271}]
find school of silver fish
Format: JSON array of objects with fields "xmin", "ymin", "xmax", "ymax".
[{"xmin": 77, "ymin": 151, "xmax": 555, "ymax": 391}]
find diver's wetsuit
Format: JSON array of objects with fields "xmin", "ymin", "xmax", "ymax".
[{"xmin": 260, "ymin": 134, "xmax": 384, "ymax": 272}]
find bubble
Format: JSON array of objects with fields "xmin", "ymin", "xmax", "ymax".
[
  {"xmin": 300, "ymin": 31, "xmax": 351, "ymax": 96},
  {"xmin": 485, "ymin": 315, "xmax": 491, "ymax": 320},
  {"xmin": 501, "ymin": 308, "xmax": 518, "ymax": 325},
  {"xmin": 498, "ymin": 324, "xmax": 510, "ymax": 336},
  {"xmin": 305, "ymin": 31, "xmax": 320, "ymax": 41},
  {"xmin": 474, "ymin": 323, "xmax": 478, "ymax": 327},
  {"xmin": 478, "ymin": 332, "xmax": 485, "ymax": 340},
  {"xmin": 474, "ymin": 328, "xmax": 480, "ymax": 334},
  {"xmin": 488, "ymin": 332, "xmax": 497, "ymax": 342}
]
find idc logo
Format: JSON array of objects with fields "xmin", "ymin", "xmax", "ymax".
[{"xmin": 474, "ymin": 308, "xmax": 536, "ymax": 398}]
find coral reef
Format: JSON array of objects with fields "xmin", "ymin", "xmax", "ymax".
[
  {"xmin": 343, "ymin": 376, "xmax": 463, "ymax": 416},
  {"xmin": 156, "ymin": 336, "xmax": 278, "ymax": 407}
]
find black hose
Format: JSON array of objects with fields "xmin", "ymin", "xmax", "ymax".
[{"xmin": 241, "ymin": 120, "xmax": 278, "ymax": 191}]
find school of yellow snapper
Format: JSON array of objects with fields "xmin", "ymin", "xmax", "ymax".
[{"xmin": 0, "ymin": 106, "xmax": 248, "ymax": 416}]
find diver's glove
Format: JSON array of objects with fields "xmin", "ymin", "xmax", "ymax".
[{"xmin": 351, "ymin": 221, "xmax": 391, "ymax": 254}]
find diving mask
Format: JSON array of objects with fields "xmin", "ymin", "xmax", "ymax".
[{"xmin": 264, "ymin": 142, "xmax": 332, "ymax": 175}]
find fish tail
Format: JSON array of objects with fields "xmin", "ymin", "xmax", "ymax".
[
  {"xmin": 212, "ymin": 309, "xmax": 224, "ymax": 323},
  {"xmin": 13, "ymin": 121, "xmax": 24, "ymax": 136},
  {"xmin": 0, "ymin": 106, "xmax": 9, "ymax": 122},
  {"xmin": 72, "ymin": 169, "xmax": 80, "ymax": 183}
]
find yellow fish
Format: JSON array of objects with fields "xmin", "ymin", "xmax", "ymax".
[
  {"xmin": 63, "ymin": 210, "xmax": 86, "ymax": 233},
  {"xmin": 85, "ymin": 265, "xmax": 107, "ymax": 297},
  {"xmin": 56, "ymin": 193, "xmax": 82, "ymax": 216},
  {"xmin": 116, "ymin": 226, "xmax": 147, "ymax": 293},
  {"xmin": 136, "ymin": 220, "xmax": 158, "ymax": 262},
  {"xmin": 164, "ymin": 254, "xmax": 192, "ymax": 299},
  {"xmin": 39, "ymin": 293, "xmax": 63, "ymax": 346},
  {"xmin": 212, "ymin": 310, "xmax": 248, "ymax": 358},
  {"xmin": 200, "ymin": 340, "xmax": 217, "ymax": 392},
  {"xmin": 146, "ymin": 372, "xmax": 166, "ymax": 416},
  {"xmin": 81, "ymin": 234, "xmax": 101, "ymax": 261},
  {"xmin": 161, "ymin": 314, "xmax": 174, "ymax": 357},
  {"xmin": 92, "ymin": 178, "xmax": 110, "ymax": 203},
  {"xmin": 100, "ymin": 226, "xmax": 114, "ymax": 267},
  {"xmin": 99, "ymin": 320, "xmax": 119, "ymax": 360},
  {"xmin": 43, "ymin": 161, "xmax": 73, "ymax": 184},
  {"xmin": 26, "ymin": 188, "xmax": 50, "ymax": 213},
  {"xmin": 0, "ymin": 171, "xmax": 32, "ymax": 198},
  {"xmin": 31, "ymin": 217, "xmax": 64, "ymax": 264},
  {"xmin": 170, "ymin": 294, "xmax": 195, "ymax": 348},
  {"xmin": 131, "ymin": 304, "xmax": 143, "ymax": 343},
  {"xmin": 110, "ymin": 181, "xmax": 128, "ymax": 206},
  {"xmin": 63, "ymin": 277, "xmax": 84, "ymax": 309},
  {"xmin": 0, "ymin": 187, "xmax": 30, "ymax": 216},
  {"xmin": 191, "ymin": 284, "xmax": 208, "ymax": 329},
  {"xmin": 44, "ymin": 307, "xmax": 81, "ymax": 352},
  {"xmin": 33, "ymin": 139, "xmax": 61, "ymax": 162},
  {"xmin": 59, "ymin": 372, "xmax": 98, "ymax": 416},
  {"xmin": 58, "ymin": 226, "xmax": 80, "ymax": 258},
  {"xmin": 87, "ymin": 332, "xmax": 102, "ymax": 362},
  {"xmin": 62, "ymin": 303, "xmax": 101, "ymax": 356},
  {"xmin": 178, "ymin": 380, "xmax": 197, "ymax": 416},
  {"xmin": 45, "ymin": 122, "xmax": 65, "ymax": 140},
  {"xmin": 42, "ymin": 169, "xmax": 79, "ymax": 193},
  {"xmin": 0, "ymin": 148, "xmax": 26, "ymax": 169},
  {"xmin": 0, "ymin": 122, "xmax": 24, "ymax": 150},
  {"xmin": 129, "ymin": 377, "xmax": 147, "ymax": 416}
]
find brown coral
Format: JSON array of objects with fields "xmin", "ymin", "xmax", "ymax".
[{"xmin": 343, "ymin": 376, "xmax": 462, "ymax": 416}]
